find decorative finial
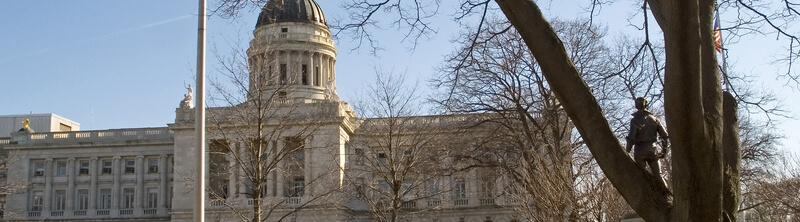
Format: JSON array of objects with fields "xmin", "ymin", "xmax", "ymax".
[{"xmin": 22, "ymin": 119, "xmax": 30, "ymax": 129}]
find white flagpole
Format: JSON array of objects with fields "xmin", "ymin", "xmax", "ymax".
[{"xmin": 194, "ymin": 0, "xmax": 207, "ymax": 221}]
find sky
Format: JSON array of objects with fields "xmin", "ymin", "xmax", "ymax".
[{"xmin": 1, "ymin": 1, "xmax": 798, "ymax": 154}]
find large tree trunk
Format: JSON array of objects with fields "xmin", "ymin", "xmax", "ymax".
[
  {"xmin": 649, "ymin": 0, "xmax": 724, "ymax": 221},
  {"xmin": 722, "ymin": 91, "xmax": 742, "ymax": 221},
  {"xmin": 495, "ymin": 0, "xmax": 734, "ymax": 221},
  {"xmin": 494, "ymin": 0, "xmax": 671, "ymax": 221}
]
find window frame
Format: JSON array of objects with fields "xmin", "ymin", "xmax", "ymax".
[
  {"xmin": 122, "ymin": 188, "xmax": 135, "ymax": 209},
  {"xmin": 55, "ymin": 161, "xmax": 67, "ymax": 176},
  {"xmin": 146, "ymin": 188, "xmax": 159, "ymax": 209},
  {"xmin": 31, "ymin": 190, "xmax": 44, "ymax": 211},
  {"xmin": 33, "ymin": 161, "xmax": 45, "ymax": 177},
  {"xmin": 147, "ymin": 158, "xmax": 159, "ymax": 173},
  {"xmin": 98, "ymin": 188, "xmax": 112, "ymax": 210},
  {"xmin": 53, "ymin": 189, "xmax": 67, "ymax": 211},
  {"xmin": 101, "ymin": 159, "xmax": 113, "ymax": 175},
  {"xmin": 78, "ymin": 160, "xmax": 90, "ymax": 176},
  {"xmin": 76, "ymin": 189, "xmax": 89, "ymax": 210},
  {"xmin": 124, "ymin": 159, "xmax": 135, "ymax": 174}
]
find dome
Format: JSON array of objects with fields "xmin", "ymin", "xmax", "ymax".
[{"xmin": 256, "ymin": 0, "xmax": 327, "ymax": 28}]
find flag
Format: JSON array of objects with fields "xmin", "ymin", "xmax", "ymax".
[{"xmin": 714, "ymin": 15, "xmax": 722, "ymax": 53}]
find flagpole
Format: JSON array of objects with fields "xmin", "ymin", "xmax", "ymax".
[
  {"xmin": 716, "ymin": 9, "xmax": 730, "ymax": 91},
  {"xmin": 194, "ymin": 0, "xmax": 207, "ymax": 221}
]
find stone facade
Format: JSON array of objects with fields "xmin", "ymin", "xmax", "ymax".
[{"xmin": 0, "ymin": 0, "xmax": 528, "ymax": 221}]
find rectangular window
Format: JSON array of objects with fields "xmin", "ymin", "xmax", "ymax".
[
  {"xmin": 314, "ymin": 66, "xmax": 320, "ymax": 86},
  {"xmin": 426, "ymin": 179, "xmax": 440, "ymax": 197},
  {"xmin": 378, "ymin": 181, "xmax": 390, "ymax": 196},
  {"xmin": 402, "ymin": 180, "xmax": 414, "ymax": 199},
  {"xmin": 301, "ymin": 64, "xmax": 308, "ymax": 85},
  {"xmin": 268, "ymin": 65, "xmax": 273, "ymax": 80},
  {"xmin": 354, "ymin": 177, "xmax": 365, "ymax": 197},
  {"xmin": 55, "ymin": 161, "xmax": 67, "ymax": 176},
  {"xmin": 33, "ymin": 161, "xmax": 45, "ymax": 177},
  {"xmin": 122, "ymin": 188, "xmax": 135, "ymax": 209},
  {"xmin": 280, "ymin": 64, "xmax": 288, "ymax": 85},
  {"xmin": 403, "ymin": 149, "xmax": 413, "ymax": 162},
  {"xmin": 378, "ymin": 152, "xmax": 387, "ymax": 163},
  {"xmin": 99, "ymin": 188, "xmax": 112, "ymax": 209},
  {"xmin": 148, "ymin": 158, "xmax": 159, "ymax": 173},
  {"xmin": 77, "ymin": 189, "xmax": 89, "ymax": 210},
  {"xmin": 293, "ymin": 177, "xmax": 305, "ymax": 197},
  {"xmin": 79, "ymin": 160, "xmax": 90, "ymax": 175},
  {"xmin": 285, "ymin": 176, "xmax": 305, "ymax": 197},
  {"xmin": 353, "ymin": 148, "xmax": 364, "ymax": 166},
  {"xmin": 125, "ymin": 159, "xmax": 135, "ymax": 174},
  {"xmin": 53, "ymin": 190, "xmax": 66, "ymax": 210},
  {"xmin": 285, "ymin": 137, "xmax": 304, "ymax": 160},
  {"xmin": 147, "ymin": 188, "xmax": 158, "ymax": 209},
  {"xmin": 454, "ymin": 178, "xmax": 467, "ymax": 199},
  {"xmin": 31, "ymin": 190, "xmax": 43, "ymax": 211},
  {"xmin": 102, "ymin": 160, "xmax": 113, "ymax": 174}
]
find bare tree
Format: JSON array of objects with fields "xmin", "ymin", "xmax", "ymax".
[
  {"xmin": 0, "ymin": 149, "xmax": 28, "ymax": 219},
  {"xmin": 739, "ymin": 155, "xmax": 800, "ymax": 221},
  {"xmin": 432, "ymin": 17, "xmax": 650, "ymax": 221},
  {"xmin": 204, "ymin": 36, "xmax": 342, "ymax": 222},
  {"xmin": 344, "ymin": 71, "xmax": 455, "ymax": 222}
]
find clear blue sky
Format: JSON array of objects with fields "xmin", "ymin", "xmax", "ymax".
[{"xmin": 1, "ymin": 1, "xmax": 797, "ymax": 154}]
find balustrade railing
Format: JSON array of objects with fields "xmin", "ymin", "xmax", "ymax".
[
  {"xmin": 401, "ymin": 201, "xmax": 417, "ymax": 209},
  {"xmin": 210, "ymin": 199, "xmax": 225, "ymax": 207},
  {"xmin": 7, "ymin": 127, "xmax": 172, "ymax": 145},
  {"xmin": 286, "ymin": 197, "xmax": 302, "ymax": 205},
  {"xmin": 454, "ymin": 199, "xmax": 469, "ymax": 206}
]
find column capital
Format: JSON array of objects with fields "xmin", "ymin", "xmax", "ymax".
[
  {"xmin": 46, "ymin": 158, "xmax": 53, "ymax": 162},
  {"xmin": 137, "ymin": 155, "xmax": 144, "ymax": 160},
  {"xmin": 68, "ymin": 157, "xmax": 76, "ymax": 162},
  {"xmin": 91, "ymin": 157, "xmax": 99, "ymax": 161},
  {"xmin": 113, "ymin": 156, "xmax": 121, "ymax": 160},
  {"xmin": 159, "ymin": 154, "xmax": 167, "ymax": 159}
]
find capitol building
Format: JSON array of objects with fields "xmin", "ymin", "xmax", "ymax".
[{"xmin": 0, "ymin": 0, "xmax": 532, "ymax": 221}]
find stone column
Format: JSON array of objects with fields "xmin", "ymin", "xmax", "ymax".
[
  {"xmin": 309, "ymin": 52, "xmax": 316, "ymax": 87},
  {"xmin": 89, "ymin": 157, "xmax": 98, "ymax": 212},
  {"xmin": 135, "ymin": 155, "xmax": 144, "ymax": 211},
  {"xmin": 288, "ymin": 50, "xmax": 295, "ymax": 85},
  {"xmin": 276, "ymin": 139, "xmax": 284, "ymax": 197},
  {"xmin": 277, "ymin": 50, "xmax": 283, "ymax": 85},
  {"xmin": 43, "ymin": 158, "xmax": 53, "ymax": 213},
  {"xmin": 111, "ymin": 156, "xmax": 120, "ymax": 210},
  {"xmin": 304, "ymin": 137, "xmax": 312, "ymax": 196},
  {"xmin": 66, "ymin": 158, "xmax": 75, "ymax": 212},
  {"xmin": 328, "ymin": 57, "xmax": 334, "ymax": 82},
  {"xmin": 159, "ymin": 155, "xmax": 167, "ymax": 210},
  {"xmin": 228, "ymin": 154, "xmax": 237, "ymax": 199}
]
